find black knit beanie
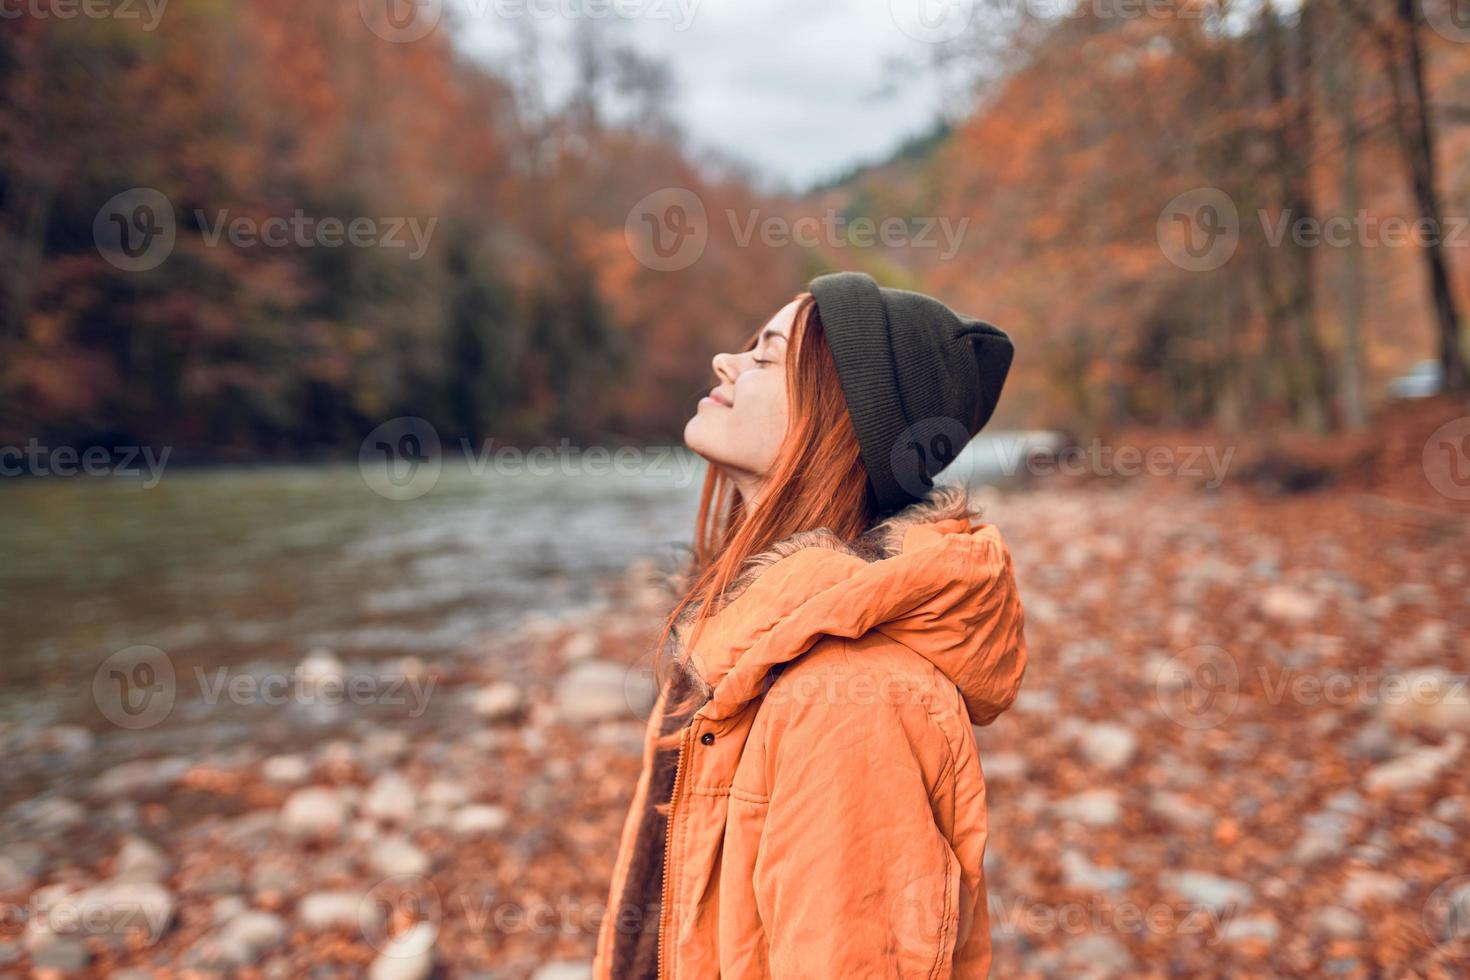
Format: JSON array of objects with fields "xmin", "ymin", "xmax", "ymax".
[{"xmin": 809, "ymin": 272, "xmax": 1014, "ymax": 516}]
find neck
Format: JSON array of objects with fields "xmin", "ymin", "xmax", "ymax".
[{"xmin": 724, "ymin": 468, "xmax": 768, "ymax": 513}]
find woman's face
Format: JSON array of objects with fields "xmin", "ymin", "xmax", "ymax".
[{"xmin": 683, "ymin": 299, "xmax": 797, "ymax": 492}]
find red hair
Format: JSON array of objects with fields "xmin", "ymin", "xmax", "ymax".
[{"xmin": 661, "ymin": 293, "xmax": 876, "ymax": 664}]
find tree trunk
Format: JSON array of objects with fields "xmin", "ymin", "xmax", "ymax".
[
  {"xmin": 1328, "ymin": 7, "xmax": 1368, "ymax": 428},
  {"xmin": 1390, "ymin": 0, "xmax": 1469, "ymax": 391}
]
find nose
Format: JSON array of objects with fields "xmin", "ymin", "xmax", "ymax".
[{"xmin": 712, "ymin": 351, "xmax": 740, "ymax": 385}]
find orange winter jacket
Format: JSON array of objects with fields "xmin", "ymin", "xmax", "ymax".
[{"xmin": 594, "ymin": 489, "xmax": 1027, "ymax": 980}]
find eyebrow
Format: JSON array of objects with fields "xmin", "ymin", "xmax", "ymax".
[{"xmin": 760, "ymin": 327, "xmax": 788, "ymax": 343}]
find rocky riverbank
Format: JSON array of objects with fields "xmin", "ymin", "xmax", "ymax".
[{"xmin": 2, "ymin": 480, "xmax": 1468, "ymax": 977}]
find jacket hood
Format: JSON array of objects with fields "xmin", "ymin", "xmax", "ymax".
[{"xmin": 678, "ymin": 486, "xmax": 1027, "ymax": 727}]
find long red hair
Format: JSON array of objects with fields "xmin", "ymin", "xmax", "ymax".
[{"xmin": 661, "ymin": 293, "xmax": 877, "ymax": 663}]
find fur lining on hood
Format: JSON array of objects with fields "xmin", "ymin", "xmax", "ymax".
[{"xmin": 665, "ymin": 485, "xmax": 979, "ymax": 702}]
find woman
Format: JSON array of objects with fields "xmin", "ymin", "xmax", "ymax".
[{"xmin": 594, "ymin": 272, "xmax": 1027, "ymax": 979}]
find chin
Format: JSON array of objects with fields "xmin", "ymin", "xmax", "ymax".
[{"xmin": 683, "ymin": 413, "xmax": 709, "ymax": 459}]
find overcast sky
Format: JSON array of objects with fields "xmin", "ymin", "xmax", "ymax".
[{"xmin": 453, "ymin": 0, "xmax": 970, "ymax": 189}]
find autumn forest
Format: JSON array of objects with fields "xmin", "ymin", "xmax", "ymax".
[{"xmin": 2, "ymin": 0, "xmax": 1469, "ymax": 459}]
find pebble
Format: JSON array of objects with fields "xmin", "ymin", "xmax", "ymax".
[
  {"xmin": 368, "ymin": 921, "xmax": 435, "ymax": 980},
  {"xmin": 279, "ymin": 787, "xmax": 350, "ymax": 839},
  {"xmin": 1363, "ymin": 734, "xmax": 1463, "ymax": 795},
  {"xmin": 1259, "ymin": 586, "xmax": 1322, "ymax": 624},
  {"xmin": 262, "ymin": 754, "xmax": 311, "ymax": 784},
  {"xmin": 11, "ymin": 795, "xmax": 86, "ymax": 833},
  {"xmin": 424, "ymin": 780, "xmax": 472, "ymax": 808},
  {"xmin": 1292, "ymin": 809, "xmax": 1354, "ymax": 864},
  {"xmin": 212, "ymin": 895, "xmax": 246, "ymax": 925},
  {"xmin": 1341, "ymin": 870, "xmax": 1407, "ymax": 908},
  {"xmin": 72, "ymin": 880, "xmax": 177, "ymax": 942},
  {"xmin": 0, "ymin": 854, "xmax": 36, "ymax": 894},
  {"xmin": 563, "ymin": 631, "xmax": 599, "ymax": 662},
  {"xmin": 297, "ymin": 648, "xmax": 346, "ymax": 685},
  {"xmin": 1061, "ymin": 934, "xmax": 1135, "ymax": 978},
  {"xmin": 369, "ymin": 836, "xmax": 431, "ymax": 877},
  {"xmin": 1433, "ymin": 796, "xmax": 1468, "ymax": 823},
  {"xmin": 1158, "ymin": 871, "xmax": 1252, "ymax": 910},
  {"xmin": 29, "ymin": 933, "xmax": 90, "ymax": 971},
  {"xmin": 1148, "ymin": 791, "xmax": 1212, "ymax": 829},
  {"xmin": 1379, "ymin": 667, "xmax": 1470, "ymax": 733},
  {"xmin": 1059, "ymin": 849, "xmax": 1132, "ymax": 893},
  {"xmin": 1348, "ymin": 722, "xmax": 1396, "ymax": 761},
  {"xmin": 299, "ymin": 890, "xmax": 370, "ymax": 930},
  {"xmin": 250, "ymin": 861, "xmax": 299, "ymax": 897},
  {"xmin": 532, "ymin": 962, "xmax": 594, "ymax": 980},
  {"xmin": 982, "ymin": 752, "xmax": 1029, "ymax": 781},
  {"xmin": 1413, "ymin": 817, "xmax": 1456, "ymax": 846},
  {"xmin": 1051, "ymin": 790, "xmax": 1122, "ymax": 827},
  {"xmin": 363, "ymin": 772, "xmax": 417, "ymax": 824},
  {"xmin": 1076, "ymin": 722, "xmax": 1138, "ymax": 771},
  {"xmin": 92, "ymin": 757, "xmax": 190, "ymax": 797},
  {"xmin": 1310, "ymin": 905, "xmax": 1364, "ymax": 939},
  {"xmin": 555, "ymin": 660, "xmax": 654, "ymax": 723},
  {"xmin": 451, "ymin": 804, "xmax": 511, "ymax": 837},
  {"xmin": 1223, "ymin": 914, "xmax": 1280, "ymax": 945},
  {"xmin": 214, "ymin": 910, "xmax": 287, "ymax": 965},
  {"xmin": 114, "ymin": 836, "xmax": 172, "ymax": 882},
  {"xmin": 39, "ymin": 725, "xmax": 95, "ymax": 755},
  {"xmin": 473, "ymin": 681, "xmax": 526, "ymax": 721}
]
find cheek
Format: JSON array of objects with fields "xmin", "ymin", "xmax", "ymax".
[{"xmin": 737, "ymin": 374, "xmax": 789, "ymax": 448}]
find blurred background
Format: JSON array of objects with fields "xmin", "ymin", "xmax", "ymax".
[{"xmin": 2, "ymin": 0, "xmax": 1470, "ymax": 976}]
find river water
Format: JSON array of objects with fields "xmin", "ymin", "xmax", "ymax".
[{"xmin": 0, "ymin": 435, "xmax": 1036, "ymax": 779}]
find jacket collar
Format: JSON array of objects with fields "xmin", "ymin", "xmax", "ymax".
[{"xmin": 677, "ymin": 487, "xmax": 1025, "ymax": 726}]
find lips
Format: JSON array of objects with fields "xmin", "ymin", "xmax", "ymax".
[{"xmin": 707, "ymin": 387, "xmax": 733, "ymax": 408}]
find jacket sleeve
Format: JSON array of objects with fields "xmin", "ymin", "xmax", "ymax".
[{"xmin": 753, "ymin": 662, "xmax": 964, "ymax": 979}]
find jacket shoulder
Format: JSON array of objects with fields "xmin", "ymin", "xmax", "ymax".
[{"xmin": 745, "ymin": 636, "xmax": 971, "ymax": 796}]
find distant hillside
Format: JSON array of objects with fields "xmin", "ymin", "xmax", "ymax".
[{"xmin": 805, "ymin": 119, "xmax": 953, "ymax": 196}]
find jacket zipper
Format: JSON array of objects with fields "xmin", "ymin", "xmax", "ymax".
[{"xmin": 656, "ymin": 726, "xmax": 692, "ymax": 980}]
